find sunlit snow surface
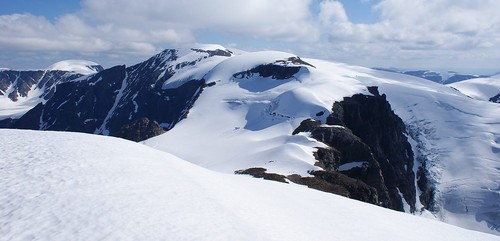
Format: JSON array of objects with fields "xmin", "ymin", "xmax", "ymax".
[
  {"xmin": 1, "ymin": 129, "xmax": 498, "ymax": 241},
  {"xmin": 145, "ymin": 50, "xmax": 499, "ymax": 235},
  {"xmin": 47, "ymin": 60, "xmax": 101, "ymax": 75},
  {"xmin": 448, "ymin": 75, "xmax": 500, "ymax": 101},
  {"xmin": 0, "ymin": 85, "xmax": 45, "ymax": 119}
]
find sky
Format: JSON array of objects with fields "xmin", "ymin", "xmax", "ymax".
[{"xmin": 0, "ymin": 0, "xmax": 499, "ymax": 74}]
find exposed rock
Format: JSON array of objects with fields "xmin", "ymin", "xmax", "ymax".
[
  {"xmin": 233, "ymin": 64, "xmax": 301, "ymax": 80},
  {"xmin": 489, "ymin": 93, "xmax": 500, "ymax": 103},
  {"xmin": 191, "ymin": 48, "xmax": 233, "ymax": 57},
  {"xmin": 5, "ymin": 49, "xmax": 209, "ymax": 142},
  {"xmin": 417, "ymin": 165, "xmax": 435, "ymax": 210},
  {"xmin": 293, "ymin": 86, "xmax": 416, "ymax": 212},
  {"xmin": 294, "ymin": 118, "xmax": 390, "ymax": 208},
  {"xmin": 274, "ymin": 56, "xmax": 316, "ymax": 68},
  {"xmin": 288, "ymin": 171, "xmax": 378, "ymax": 204},
  {"xmin": 235, "ymin": 168, "xmax": 288, "ymax": 183},
  {"xmin": 0, "ymin": 118, "xmax": 15, "ymax": 128},
  {"xmin": 0, "ymin": 70, "xmax": 81, "ymax": 101},
  {"xmin": 327, "ymin": 87, "xmax": 415, "ymax": 212},
  {"xmin": 234, "ymin": 167, "xmax": 379, "ymax": 205},
  {"xmin": 114, "ymin": 117, "xmax": 166, "ymax": 142},
  {"xmin": 13, "ymin": 103, "xmax": 44, "ymax": 130}
]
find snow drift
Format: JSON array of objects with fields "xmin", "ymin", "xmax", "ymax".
[{"xmin": 0, "ymin": 129, "xmax": 497, "ymax": 241}]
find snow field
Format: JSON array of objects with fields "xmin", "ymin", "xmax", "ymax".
[{"xmin": 1, "ymin": 129, "xmax": 498, "ymax": 241}]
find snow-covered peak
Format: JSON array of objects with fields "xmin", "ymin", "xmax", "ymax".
[
  {"xmin": 191, "ymin": 43, "xmax": 228, "ymax": 51},
  {"xmin": 48, "ymin": 60, "xmax": 103, "ymax": 75}
]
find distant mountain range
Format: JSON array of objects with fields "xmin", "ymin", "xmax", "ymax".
[{"xmin": 373, "ymin": 68, "xmax": 494, "ymax": 84}]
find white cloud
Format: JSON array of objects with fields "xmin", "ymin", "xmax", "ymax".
[
  {"xmin": 0, "ymin": 0, "xmax": 499, "ymax": 72},
  {"xmin": 319, "ymin": 0, "xmax": 349, "ymax": 25},
  {"xmin": 81, "ymin": 0, "xmax": 318, "ymax": 41},
  {"xmin": 311, "ymin": 0, "xmax": 500, "ymax": 72}
]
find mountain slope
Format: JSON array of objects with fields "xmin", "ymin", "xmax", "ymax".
[
  {"xmin": 0, "ymin": 70, "xmax": 82, "ymax": 121},
  {"xmin": 448, "ymin": 75, "xmax": 500, "ymax": 103},
  {"xmin": 144, "ymin": 52, "xmax": 500, "ymax": 234},
  {"xmin": 1, "ymin": 129, "xmax": 498, "ymax": 241},
  {"xmin": 373, "ymin": 68, "xmax": 490, "ymax": 84},
  {"xmin": 1, "ymin": 46, "xmax": 498, "ymax": 234},
  {"xmin": 4, "ymin": 45, "xmax": 233, "ymax": 140}
]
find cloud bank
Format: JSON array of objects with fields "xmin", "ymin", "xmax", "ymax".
[{"xmin": 1, "ymin": 0, "xmax": 499, "ymax": 72}]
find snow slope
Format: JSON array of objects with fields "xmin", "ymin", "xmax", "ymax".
[
  {"xmin": 48, "ymin": 60, "xmax": 102, "ymax": 75},
  {"xmin": 448, "ymin": 75, "xmax": 500, "ymax": 101},
  {"xmin": 144, "ymin": 50, "xmax": 500, "ymax": 234},
  {"xmin": 1, "ymin": 129, "xmax": 497, "ymax": 241},
  {"xmin": 0, "ymin": 85, "xmax": 45, "ymax": 119},
  {"xmin": 0, "ymin": 70, "xmax": 81, "ymax": 119}
]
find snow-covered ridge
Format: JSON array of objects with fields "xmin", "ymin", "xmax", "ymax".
[
  {"xmin": 145, "ymin": 50, "xmax": 500, "ymax": 235},
  {"xmin": 1, "ymin": 45, "xmax": 498, "ymax": 235},
  {"xmin": 1, "ymin": 129, "xmax": 497, "ymax": 241},
  {"xmin": 448, "ymin": 75, "xmax": 500, "ymax": 102},
  {"xmin": 373, "ymin": 68, "xmax": 491, "ymax": 84},
  {"xmin": 48, "ymin": 60, "xmax": 103, "ymax": 75}
]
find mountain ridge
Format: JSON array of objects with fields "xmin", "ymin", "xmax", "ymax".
[{"xmin": 0, "ymin": 45, "xmax": 498, "ymax": 235}]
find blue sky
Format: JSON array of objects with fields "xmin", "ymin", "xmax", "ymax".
[
  {"xmin": 0, "ymin": 0, "xmax": 81, "ymax": 20},
  {"xmin": 0, "ymin": 0, "xmax": 499, "ymax": 74},
  {"xmin": 0, "ymin": 0, "xmax": 379, "ymax": 23}
]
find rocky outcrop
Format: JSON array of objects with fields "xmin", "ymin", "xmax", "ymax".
[
  {"xmin": 233, "ymin": 64, "xmax": 301, "ymax": 80},
  {"xmin": 232, "ymin": 56, "xmax": 314, "ymax": 80},
  {"xmin": 288, "ymin": 171, "xmax": 379, "ymax": 204},
  {"xmin": 235, "ymin": 168, "xmax": 288, "ymax": 183},
  {"xmin": 234, "ymin": 167, "xmax": 379, "ymax": 205},
  {"xmin": 293, "ymin": 87, "xmax": 416, "ymax": 212},
  {"xmin": 489, "ymin": 93, "xmax": 500, "ymax": 103},
  {"xmin": 114, "ymin": 117, "xmax": 165, "ymax": 142}
]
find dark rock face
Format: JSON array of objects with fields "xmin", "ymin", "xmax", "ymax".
[
  {"xmin": 4, "ymin": 49, "xmax": 223, "ymax": 142},
  {"xmin": 235, "ymin": 167, "xmax": 379, "ymax": 205},
  {"xmin": 0, "ymin": 70, "xmax": 81, "ymax": 101},
  {"xmin": 293, "ymin": 119, "xmax": 386, "ymax": 207},
  {"xmin": 489, "ymin": 93, "xmax": 500, "ymax": 103},
  {"xmin": 328, "ymin": 89, "xmax": 416, "ymax": 212},
  {"xmin": 0, "ymin": 118, "xmax": 15, "ymax": 128},
  {"xmin": 13, "ymin": 65, "xmax": 127, "ymax": 133},
  {"xmin": 86, "ymin": 64, "xmax": 105, "ymax": 73},
  {"xmin": 416, "ymin": 165, "xmax": 435, "ymax": 210},
  {"xmin": 235, "ymin": 168, "xmax": 288, "ymax": 183},
  {"xmin": 293, "ymin": 87, "xmax": 416, "ymax": 212},
  {"xmin": 233, "ymin": 64, "xmax": 301, "ymax": 80},
  {"xmin": 232, "ymin": 56, "xmax": 314, "ymax": 80},
  {"xmin": 191, "ymin": 48, "xmax": 233, "ymax": 57},
  {"xmin": 114, "ymin": 117, "xmax": 166, "ymax": 142},
  {"xmin": 289, "ymin": 171, "xmax": 379, "ymax": 204}
]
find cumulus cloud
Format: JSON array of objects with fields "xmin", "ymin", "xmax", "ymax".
[
  {"xmin": 81, "ymin": 0, "xmax": 318, "ymax": 41},
  {"xmin": 0, "ymin": 12, "xmax": 194, "ymax": 55},
  {"xmin": 0, "ymin": 0, "xmax": 320, "ymax": 67},
  {"xmin": 313, "ymin": 0, "xmax": 500, "ymax": 71},
  {"xmin": 0, "ymin": 0, "xmax": 499, "ymax": 72}
]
